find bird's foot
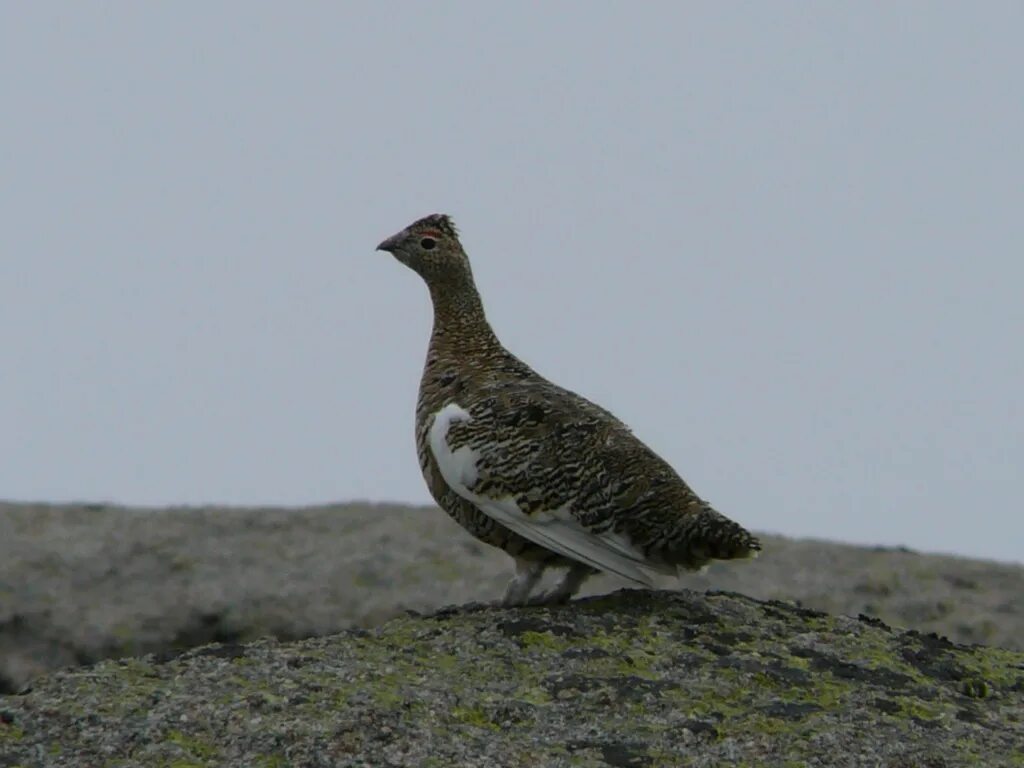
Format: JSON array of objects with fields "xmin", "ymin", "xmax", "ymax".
[
  {"xmin": 524, "ymin": 589, "xmax": 573, "ymax": 607},
  {"xmin": 522, "ymin": 563, "xmax": 593, "ymax": 606}
]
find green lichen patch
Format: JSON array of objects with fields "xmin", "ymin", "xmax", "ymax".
[{"xmin": 164, "ymin": 728, "xmax": 220, "ymax": 762}]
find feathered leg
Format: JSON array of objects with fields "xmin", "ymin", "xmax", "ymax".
[
  {"xmin": 528, "ymin": 562, "xmax": 594, "ymax": 606},
  {"xmin": 502, "ymin": 558, "xmax": 546, "ymax": 606}
]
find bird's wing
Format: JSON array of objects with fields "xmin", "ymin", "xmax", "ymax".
[{"xmin": 427, "ymin": 391, "xmax": 671, "ymax": 587}]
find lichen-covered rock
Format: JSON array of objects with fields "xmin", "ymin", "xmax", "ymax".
[
  {"xmin": 2, "ymin": 590, "xmax": 1022, "ymax": 767},
  {"xmin": 2, "ymin": 501, "xmax": 1022, "ymax": 698}
]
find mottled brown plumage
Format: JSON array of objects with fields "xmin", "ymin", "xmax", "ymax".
[{"xmin": 378, "ymin": 214, "xmax": 760, "ymax": 605}]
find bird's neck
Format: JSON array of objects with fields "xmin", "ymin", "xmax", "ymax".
[{"xmin": 427, "ymin": 277, "xmax": 503, "ymax": 360}]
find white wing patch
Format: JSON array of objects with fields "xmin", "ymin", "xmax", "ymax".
[
  {"xmin": 428, "ymin": 402, "xmax": 662, "ymax": 588},
  {"xmin": 428, "ymin": 403, "xmax": 479, "ymax": 486}
]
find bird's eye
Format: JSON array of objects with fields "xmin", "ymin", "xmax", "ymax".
[{"xmin": 420, "ymin": 237, "xmax": 437, "ymax": 250}]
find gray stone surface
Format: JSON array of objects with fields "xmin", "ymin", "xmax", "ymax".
[
  {"xmin": 1, "ymin": 500, "xmax": 1022, "ymax": 700},
  {"xmin": 1, "ymin": 590, "xmax": 1022, "ymax": 767}
]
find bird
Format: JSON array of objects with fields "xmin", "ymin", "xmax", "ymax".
[{"xmin": 376, "ymin": 214, "xmax": 760, "ymax": 606}]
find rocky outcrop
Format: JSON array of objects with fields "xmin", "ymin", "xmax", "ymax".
[
  {"xmin": 1, "ymin": 501, "xmax": 1022, "ymax": 696},
  {"xmin": 2, "ymin": 590, "xmax": 1022, "ymax": 767}
]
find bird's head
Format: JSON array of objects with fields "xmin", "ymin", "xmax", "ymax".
[{"xmin": 376, "ymin": 214, "xmax": 472, "ymax": 285}]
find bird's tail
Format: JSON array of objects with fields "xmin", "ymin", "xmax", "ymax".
[{"xmin": 668, "ymin": 505, "xmax": 761, "ymax": 570}]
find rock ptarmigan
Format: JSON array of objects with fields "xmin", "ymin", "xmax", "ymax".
[{"xmin": 377, "ymin": 214, "xmax": 760, "ymax": 605}]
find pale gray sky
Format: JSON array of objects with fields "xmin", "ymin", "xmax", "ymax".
[{"xmin": 1, "ymin": 4, "xmax": 1021, "ymax": 562}]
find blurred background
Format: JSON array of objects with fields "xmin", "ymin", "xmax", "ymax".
[{"xmin": 1, "ymin": 3, "xmax": 1021, "ymax": 562}]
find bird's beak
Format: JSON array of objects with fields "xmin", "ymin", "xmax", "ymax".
[{"xmin": 376, "ymin": 233, "xmax": 402, "ymax": 253}]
